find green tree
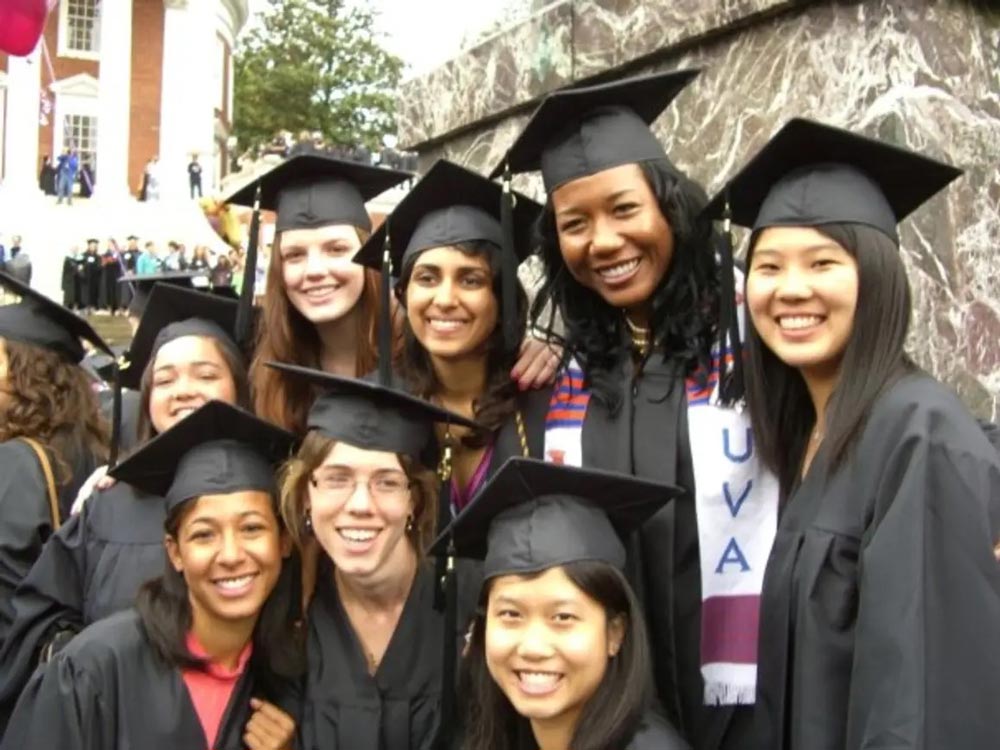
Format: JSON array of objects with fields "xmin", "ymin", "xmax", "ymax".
[{"xmin": 233, "ymin": 0, "xmax": 403, "ymax": 154}]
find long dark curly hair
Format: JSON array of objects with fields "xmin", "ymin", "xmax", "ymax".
[
  {"xmin": 0, "ymin": 338, "xmax": 109, "ymax": 485},
  {"xmin": 395, "ymin": 241, "xmax": 528, "ymax": 448},
  {"xmin": 531, "ymin": 159, "xmax": 721, "ymax": 414}
]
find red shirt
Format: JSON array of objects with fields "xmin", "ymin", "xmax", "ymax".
[{"xmin": 181, "ymin": 632, "xmax": 253, "ymax": 749}]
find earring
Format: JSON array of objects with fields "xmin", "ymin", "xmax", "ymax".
[
  {"xmin": 304, "ymin": 511, "xmax": 313, "ymax": 534},
  {"xmin": 405, "ymin": 515, "xmax": 414, "ymax": 533}
]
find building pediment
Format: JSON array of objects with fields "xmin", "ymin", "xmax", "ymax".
[{"xmin": 50, "ymin": 73, "xmax": 99, "ymax": 98}]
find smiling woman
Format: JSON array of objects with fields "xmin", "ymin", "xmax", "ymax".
[{"xmin": 0, "ymin": 401, "xmax": 303, "ymax": 750}]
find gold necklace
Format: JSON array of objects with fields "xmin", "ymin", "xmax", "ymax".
[{"xmin": 623, "ymin": 313, "xmax": 651, "ymax": 358}]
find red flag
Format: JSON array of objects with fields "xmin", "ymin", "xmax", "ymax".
[{"xmin": 0, "ymin": 0, "xmax": 50, "ymax": 57}]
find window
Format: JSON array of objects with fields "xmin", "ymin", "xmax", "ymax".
[
  {"xmin": 60, "ymin": 0, "xmax": 100, "ymax": 57},
  {"xmin": 63, "ymin": 114, "xmax": 98, "ymax": 176}
]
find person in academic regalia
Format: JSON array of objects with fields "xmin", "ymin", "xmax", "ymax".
[
  {"xmin": 0, "ymin": 284, "xmax": 250, "ymax": 731},
  {"xmin": 434, "ymin": 457, "xmax": 688, "ymax": 750},
  {"xmin": 495, "ymin": 71, "xmax": 779, "ymax": 750},
  {"xmin": 98, "ymin": 240, "xmax": 124, "ymax": 313},
  {"xmin": 60, "ymin": 248, "xmax": 87, "ymax": 311},
  {"xmin": 116, "ymin": 236, "xmax": 141, "ymax": 314},
  {"xmin": 705, "ymin": 119, "xmax": 1000, "ymax": 750},
  {"xmin": 0, "ymin": 272, "xmax": 112, "ymax": 629},
  {"xmin": 353, "ymin": 160, "xmax": 552, "ymax": 639},
  {"xmin": 79, "ymin": 239, "xmax": 103, "ymax": 312},
  {"xmin": 273, "ymin": 365, "xmax": 477, "ymax": 750},
  {"xmin": 0, "ymin": 400, "xmax": 303, "ymax": 750}
]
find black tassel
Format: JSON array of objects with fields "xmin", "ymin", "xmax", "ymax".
[
  {"xmin": 718, "ymin": 195, "xmax": 745, "ymax": 405},
  {"xmin": 108, "ymin": 358, "xmax": 124, "ymax": 467},
  {"xmin": 377, "ymin": 231, "xmax": 393, "ymax": 387},
  {"xmin": 500, "ymin": 165, "xmax": 518, "ymax": 356},
  {"xmin": 235, "ymin": 185, "xmax": 262, "ymax": 351},
  {"xmin": 433, "ymin": 543, "xmax": 458, "ymax": 750}
]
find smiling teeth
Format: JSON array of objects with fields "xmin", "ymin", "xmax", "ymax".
[
  {"xmin": 598, "ymin": 258, "xmax": 639, "ymax": 278},
  {"xmin": 339, "ymin": 528, "xmax": 378, "ymax": 542},
  {"xmin": 518, "ymin": 671, "xmax": 561, "ymax": 686},
  {"xmin": 216, "ymin": 575, "xmax": 255, "ymax": 590},
  {"xmin": 428, "ymin": 319, "xmax": 466, "ymax": 331},
  {"xmin": 779, "ymin": 316, "xmax": 822, "ymax": 330},
  {"xmin": 306, "ymin": 285, "xmax": 340, "ymax": 297}
]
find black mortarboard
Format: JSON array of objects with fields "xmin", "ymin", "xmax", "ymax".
[
  {"xmin": 704, "ymin": 118, "xmax": 964, "ymax": 244},
  {"xmin": 86, "ymin": 238, "xmax": 99, "ymax": 245},
  {"xmin": 120, "ymin": 284, "xmax": 239, "ymax": 391},
  {"xmin": 430, "ymin": 457, "xmax": 680, "ymax": 579},
  {"xmin": 109, "ymin": 400, "xmax": 296, "ymax": 512},
  {"xmin": 353, "ymin": 159, "xmax": 542, "ymax": 376},
  {"xmin": 490, "ymin": 69, "xmax": 700, "ymax": 192},
  {"xmin": 266, "ymin": 362, "xmax": 479, "ymax": 458},
  {"xmin": 224, "ymin": 153, "xmax": 412, "ymax": 234},
  {"xmin": 119, "ymin": 270, "xmax": 204, "ymax": 317},
  {"xmin": 126, "ymin": 234, "xmax": 139, "ymax": 241},
  {"xmin": 0, "ymin": 270, "xmax": 111, "ymax": 362},
  {"xmin": 354, "ymin": 160, "xmax": 541, "ymax": 273}
]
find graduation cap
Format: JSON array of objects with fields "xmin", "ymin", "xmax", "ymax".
[
  {"xmin": 118, "ymin": 270, "xmax": 204, "ymax": 318},
  {"xmin": 0, "ymin": 270, "xmax": 111, "ymax": 363},
  {"xmin": 86, "ymin": 238, "xmax": 100, "ymax": 245},
  {"xmin": 704, "ymin": 118, "xmax": 964, "ymax": 244},
  {"xmin": 265, "ymin": 361, "xmax": 479, "ymax": 458},
  {"xmin": 353, "ymin": 160, "xmax": 543, "ymax": 375},
  {"xmin": 224, "ymin": 153, "xmax": 412, "ymax": 234},
  {"xmin": 109, "ymin": 400, "xmax": 297, "ymax": 513},
  {"xmin": 430, "ymin": 457, "xmax": 680, "ymax": 579},
  {"xmin": 126, "ymin": 234, "xmax": 139, "ymax": 241},
  {"xmin": 489, "ymin": 69, "xmax": 700, "ymax": 192},
  {"xmin": 120, "ymin": 284, "xmax": 240, "ymax": 391}
]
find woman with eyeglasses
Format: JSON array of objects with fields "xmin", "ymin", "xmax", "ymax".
[{"xmin": 273, "ymin": 364, "xmax": 477, "ymax": 750}]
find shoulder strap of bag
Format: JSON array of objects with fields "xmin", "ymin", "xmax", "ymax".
[{"xmin": 18, "ymin": 438, "xmax": 61, "ymax": 531}]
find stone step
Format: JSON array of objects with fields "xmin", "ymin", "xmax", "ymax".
[{"xmin": 84, "ymin": 313, "xmax": 134, "ymax": 347}]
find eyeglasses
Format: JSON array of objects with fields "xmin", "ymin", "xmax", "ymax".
[{"xmin": 309, "ymin": 468, "xmax": 412, "ymax": 499}]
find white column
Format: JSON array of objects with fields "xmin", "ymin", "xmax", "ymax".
[
  {"xmin": 159, "ymin": 0, "xmax": 217, "ymax": 202},
  {"xmin": 92, "ymin": 0, "xmax": 133, "ymax": 201},
  {"xmin": 0, "ymin": 46, "xmax": 42, "ymax": 197}
]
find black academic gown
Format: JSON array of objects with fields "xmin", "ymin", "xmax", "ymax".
[
  {"xmin": 61, "ymin": 256, "xmax": 81, "ymax": 309},
  {"xmin": 0, "ymin": 483, "xmax": 166, "ymax": 729},
  {"xmin": 98, "ymin": 252, "xmax": 122, "ymax": 311},
  {"xmin": 0, "ymin": 439, "xmax": 97, "ymax": 640},
  {"xmin": 754, "ymin": 374, "xmax": 1000, "ymax": 750},
  {"xmin": 80, "ymin": 253, "xmax": 102, "ymax": 309},
  {"xmin": 628, "ymin": 712, "xmax": 691, "ymax": 749},
  {"xmin": 0, "ymin": 610, "xmax": 257, "ymax": 750},
  {"xmin": 576, "ymin": 348, "xmax": 751, "ymax": 750},
  {"xmin": 300, "ymin": 561, "xmax": 443, "ymax": 750}
]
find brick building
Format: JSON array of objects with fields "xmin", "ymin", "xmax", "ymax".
[{"xmin": 0, "ymin": 0, "xmax": 249, "ymax": 202}]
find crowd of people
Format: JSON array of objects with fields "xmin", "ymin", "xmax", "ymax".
[
  {"xmin": 60, "ymin": 236, "xmax": 256, "ymax": 315},
  {"xmin": 0, "ymin": 69, "xmax": 998, "ymax": 750}
]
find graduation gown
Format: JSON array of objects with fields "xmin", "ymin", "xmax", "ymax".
[
  {"xmin": 0, "ymin": 610, "xmax": 257, "ymax": 750},
  {"xmin": 755, "ymin": 374, "xmax": 1000, "ymax": 750},
  {"xmin": 80, "ymin": 253, "xmax": 102, "ymax": 309},
  {"xmin": 300, "ymin": 561, "xmax": 443, "ymax": 750},
  {"xmin": 575, "ymin": 349, "xmax": 752, "ymax": 750},
  {"xmin": 0, "ymin": 483, "xmax": 166, "ymax": 728},
  {"xmin": 0, "ymin": 440, "xmax": 97, "ymax": 640},
  {"xmin": 628, "ymin": 712, "xmax": 691, "ymax": 750},
  {"xmin": 61, "ymin": 256, "xmax": 83, "ymax": 310},
  {"xmin": 98, "ymin": 252, "xmax": 123, "ymax": 311}
]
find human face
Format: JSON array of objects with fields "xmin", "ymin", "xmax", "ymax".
[
  {"xmin": 308, "ymin": 441, "xmax": 414, "ymax": 584},
  {"xmin": 746, "ymin": 226, "xmax": 859, "ymax": 378},
  {"xmin": 147, "ymin": 335, "xmax": 238, "ymax": 434},
  {"xmin": 165, "ymin": 491, "xmax": 288, "ymax": 627},
  {"xmin": 280, "ymin": 224, "xmax": 365, "ymax": 325},
  {"xmin": 405, "ymin": 246, "xmax": 498, "ymax": 361},
  {"xmin": 485, "ymin": 567, "xmax": 624, "ymax": 732},
  {"xmin": 551, "ymin": 163, "xmax": 674, "ymax": 315}
]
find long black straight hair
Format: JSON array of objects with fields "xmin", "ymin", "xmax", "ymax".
[
  {"xmin": 743, "ymin": 222, "xmax": 916, "ymax": 496},
  {"xmin": 461, "ymin": 560, "xmax": 652, "ymax": 750},
  {"xmin": 135, "ymin": 493, "xmax": 304, "ymax": 684},
  {"xmin": 530, "ymin": 159, "xmax": 722, "ymax": 414}
]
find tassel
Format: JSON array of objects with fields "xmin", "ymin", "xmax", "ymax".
[
  {"xmin": 235, "ymin": 184, "xmax": 262, "ymax": 351},
  {"xmin": 718, "ymin": 194, "xmax": 745, "ymax": 405},
  {"xmin": 500, "ymin": 164, "xmax": 518, "ymax": 356},
  {"xmin": 377, "ymin": 231, "xmax": 393, "ymax": 387},
  {"xmin": 433, "ymin": 542, "xmax": 458, "ymax": 750},
  {"xmin": 108, "ymin": 357, "xmax": 124, "ymax": 467}
]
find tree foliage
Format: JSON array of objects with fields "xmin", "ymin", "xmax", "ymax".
[{"xmin": 233, "ymin": 0, "xmax": 403, "ymax": 154}]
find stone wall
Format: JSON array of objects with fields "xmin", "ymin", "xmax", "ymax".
[{"xmin": 397, "ymin": 0, "xmax": 1000, "ymax": 418}]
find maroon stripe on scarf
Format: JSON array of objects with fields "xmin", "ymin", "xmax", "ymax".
[{"xmin": 700, "ymin": 594, "xmax": 760, "ymax": 664}]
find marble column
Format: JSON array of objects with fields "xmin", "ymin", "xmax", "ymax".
[
  {"xmin": 159, "ymin": 0, "xmax": 217, "ymax": 202},
  {"xmin": 0, "ymin": 46, "xmax": 42, "ymax": 198},
  {"xmin": 92, "ymin": 0, "xmax": 133, "ymax": 201}
]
